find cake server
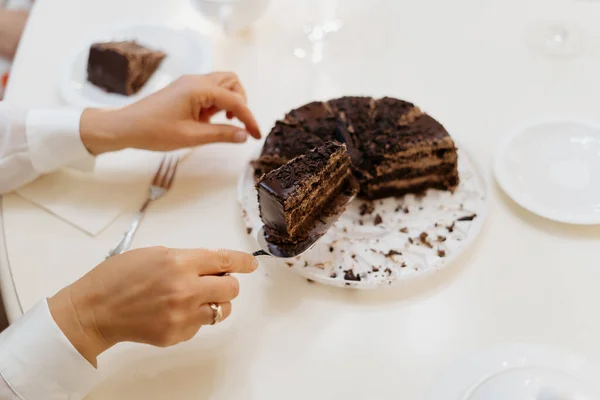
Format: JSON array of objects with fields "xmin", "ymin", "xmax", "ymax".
[{"xmin": 252, "ymin": 177, "xmax": 359, "ymax": 258}]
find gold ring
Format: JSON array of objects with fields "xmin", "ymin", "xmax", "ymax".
[{"xmin": 209, "ymin": 303, "xmax": 223, "ymax": 325}]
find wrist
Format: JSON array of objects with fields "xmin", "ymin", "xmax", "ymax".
[
  {"xmin": 48, "ymin": 284, "xmax": 113, "ymax": 367},
  {"xmin": 80, "ymin": 108, "xmax": 126, "ymax": 155}
]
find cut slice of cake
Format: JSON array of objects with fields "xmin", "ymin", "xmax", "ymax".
[
  {"xmin": 256, "ymin": 141, "xmax": 356, "ymax": 244},
  {"xmin": 87, "ymin": 41, "xmax": 166, "ymax": 95}
]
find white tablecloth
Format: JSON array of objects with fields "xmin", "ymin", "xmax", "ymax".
[{"xmin": 3, "ymin": 0, "xmax": 600, "ymax": 398}]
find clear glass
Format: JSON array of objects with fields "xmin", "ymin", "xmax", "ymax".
[
  {"xmin": 524, "ymin": 22, "xmax": 585, "ymax": 58},
  {"xmin": 292, "ymin": 0, "xmax": 343, "ymax": 64},
  {"xmin": 191, "ymin": 0, "xmax": 270, "ymax": 35},
  {"xmin": 523, "ymin": 0, "xmax": 599, "ymax": 58}
]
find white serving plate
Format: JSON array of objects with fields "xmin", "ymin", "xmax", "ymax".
[
  {"xmin": 59, "ymin": 24, "xmax": 213, "ymax": 108},
  {"xmin": 495, "ymin": 119, "xmax": 600, "ymax": 225},
  {"xmin": 427, "ymin": 344, "xmax": 600, "ymax": 400},
  {"xmin": 238, "ymin": 144, "xmax": 489, "ymax": 289}
]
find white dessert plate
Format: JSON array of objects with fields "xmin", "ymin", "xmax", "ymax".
[
  {"xmin": 59, "ymin": 24, "xmax": 212, "ymax": 108},
  {"xmin": 238, "ymin": 144, "xmax": 489, "ymax": 289},
  {"xmin": 427, "ymin": 344, "xmax": 600, "ymax": 400},
  {"xmin": 495, "ymin": 120, "xmax": 600, "ymax": 225}
]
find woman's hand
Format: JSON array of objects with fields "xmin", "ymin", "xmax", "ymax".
[
  {"xmin": 47, "ymin": 247, "xmax": 258, "ymax": 367},
  {"xmin": 79, "ymin": 72, "xmax": 261, "ymax": 155}
]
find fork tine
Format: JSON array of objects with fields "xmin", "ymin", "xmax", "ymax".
[
  {"xmin": 158, "ymin": 156, "xmax": 174, "ymax": 188},
  {"xmin": 165, "ymin": 157, "xmax": 180, "ymax": 189},
  {"xmin": 153, "ymin": 156, "xmax": 168, "ymax": 186}
]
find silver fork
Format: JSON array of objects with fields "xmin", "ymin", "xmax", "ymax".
[{"xmin": 107, "ymin": 155, "xmax": 180, "ymax": 258}]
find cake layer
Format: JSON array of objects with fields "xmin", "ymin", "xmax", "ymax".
[
  {"xmin": 367, "ymin": 162, "xmax": 458, "ymax": 185},
  {"xmin": 285, "ymin": 165, "xmax": 351, "ymax": 237},
  {"xmin": 264, "ymin": 175, "xmax": 358, "ymax": 245},
  {"xmin": 257, "ymin": 142, "xmax": 352, "ymax": 242},
  {"xmin": 363, "ymin": 172, "xmax": 459, "ymax": 199}
]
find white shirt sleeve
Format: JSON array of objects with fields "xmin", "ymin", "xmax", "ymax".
[
  {"xmin": 0, "ymin": 300, "xmax": 100, "ymax": 399},
  {"xmin": 0, "ymin": 102, "xmax": 100, "ymax": 398},
  {"xmin": 0, "ymin": 102, "xmax": 95, "ymax": 194}
]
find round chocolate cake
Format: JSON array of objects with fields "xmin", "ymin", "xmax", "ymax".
[{"xmin": 253, "ymin": 96, "xmax": 459, "ymax": 200}]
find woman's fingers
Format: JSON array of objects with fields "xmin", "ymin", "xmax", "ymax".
[
  {"xmin": 175, "ymin": 248, "xmax": 258, "ymax": 276},
  {"xmin": 207, "ymin": 71, "xmax": 248, "ymax": 102},
  {"xmin": 207, "ymin": 87, "xmax": 261, "ymax": 139},
  {"xmin": 197, "ymin": 301, "xmax": 232, "ymax": 325},
  {"xmin": 181, "ymin": 121, "xmax": 250, "ymax": 145},
  {"xmin": 195, "ymin": 275, "xmax": 240, "ymax": 304}
]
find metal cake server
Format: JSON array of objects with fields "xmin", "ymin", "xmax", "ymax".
[{"xmin": 251, "ymin": 177, "xmax": 359, "ymax": 258}]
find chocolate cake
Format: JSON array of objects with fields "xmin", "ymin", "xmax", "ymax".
[
  {"xmin": 87, "ymin": 41, "xmax": 166, "ymax": 95},
  {"xmin": 253, "ymin": 96, "xmax": 459, "ymax": 200},
  {"xmin": 256, "ymin": 142, "xmax": 355, "ymax": 244}
]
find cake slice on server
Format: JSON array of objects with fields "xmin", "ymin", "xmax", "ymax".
[{"xmin": 256, "ymin": 141, "xmax": 357, "ymax": 245}]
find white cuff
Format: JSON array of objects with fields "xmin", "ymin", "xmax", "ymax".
[
  {"xmin": 26, "ymin": 109, "xmax": 95, "ymax": 174},
  {"xmin": 0, "ymin": 300, "xmax": 100, "ymax": 400}
]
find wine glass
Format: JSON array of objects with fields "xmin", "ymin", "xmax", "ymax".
[
  {"xmin": 524, "ymin": 21, "xmax": 585, "ymax": 58},
  {"xmin": 191, "ymin": 0, "xmax": 270, "ymax": 35},
  {"xmin": 522, "ymin": 0, "xmax": 598, "ymax": 58},
  {"xmin": 292, "ymin": 0, "xmax": 343, "ymax": 64}
]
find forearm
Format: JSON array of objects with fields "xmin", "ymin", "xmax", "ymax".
[{"xmin": 0, "ymin": 10, "xmax": 28, "ymax": 59}]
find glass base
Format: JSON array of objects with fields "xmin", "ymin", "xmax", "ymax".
[{"xmin": 524, "ymin": 23, "xmax": 585, "ymax": 58}]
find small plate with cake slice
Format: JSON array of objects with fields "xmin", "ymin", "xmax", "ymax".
[
  {"xmin": 59, "ymin": 24, "xmax": 212, "ymax": 108},
  {"xmin": 239, "ymin": 97, "xmax": 489, "ymax": 289}
]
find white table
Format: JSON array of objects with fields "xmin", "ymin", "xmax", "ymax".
[{"xmin": 4, "ymin": 0, "xmax": 600, "ymax": 398}]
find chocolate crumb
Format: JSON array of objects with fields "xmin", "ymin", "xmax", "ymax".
[
  {"xmin": 408, "ymin": 237, "xmax": 414, "ymax": 244},
  {"xmin": 286, "ymin": 262, "xmax": 293, "ymax": 267},
  {"xmin": 345, "ymin": 283, "xmax": 351, "ymax": 287},
  {"xmin": 373, "ymin": 214, "xmax": 383, "ymax": 225},
  {"xmin": 246, "ymin": 227, "xmax": 252, "ymax": 234},
  {"xmin": 384, "ymin": 268, "xmax": 392, "ymax": 275},
  {"xmin": 403, "ymin": 206, "xmax": 410, "ymax": 214},
  {"xmin": 434, "ymin": 222, "xmax": 439, "ymax": 227},
  {"xmin": 359, "ymin": 220, "xmax": 364, "ymax": 226},
  {"xmin": 330, "ymin": 272, "xmax": 337, "ymax": 278},
  {"xmin": 401, "ymin": 262, "xmax": 407, "ymax": 268},
  {"xmin": 351, "ymin": 254, "xmax": 356, "ymax": 259},
  {"xmin": 343, "ymin": 227, "xmax": 348, "ymax": 233},
  {"xmin": 457, "ymin": 214, "xmax": 477, "ymax": 222},
  {"xmin": 437, "ymin": 235, "xmax": 447, "ymax": 242},
  {"xmin": 372, "ymin": 267, "xmax": 380, "ymax": 272},
  {"xmin": 307, "ymin": 279, "xmax": 315, "ymax": 284},
  {"xmin": 359, "ymin": 202, "xmax": 375, "ymax": 216},
  {"xmin": 344, "ymin": 270, "xmax": 361, "ymax": 281},
  {"xmin": 329, "ymin": 246, "xmax": 334, "ymax": 253},
  {"xmin": 304, "ymin": 261, "xmax": 309, "ymax": 267},
  {"xmin": 437, "ymin": 249, "xmax": 446, "ymax": 257},
  {"xmin": 447, "ymin": 222, "xmax": 455, "ymax": 233},
  {"xmin": 395, "ymin": 206, "xmax": 401, "ymax": 212},
  {"xmin": 419, "ymin": 206, "xmax": 424, "ymax": 211},
  {"xmin": 399, "ymin": 227, "xmax": 409, "ymax": 234},
  {"xmin": 370, "ymin": 248, "xmax": 377, "ymax": 253},
  {"xmin": 419, "ymin": 232, "xmax": 433, "ymax": 248},
  {"xmin": 384, "ymin": 250, "xmax": 402, "ymax": 258}
]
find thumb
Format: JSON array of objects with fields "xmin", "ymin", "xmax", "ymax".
[{"xmin": 182, "ymin": 121, "xmax": 250, "ymax": 145}]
